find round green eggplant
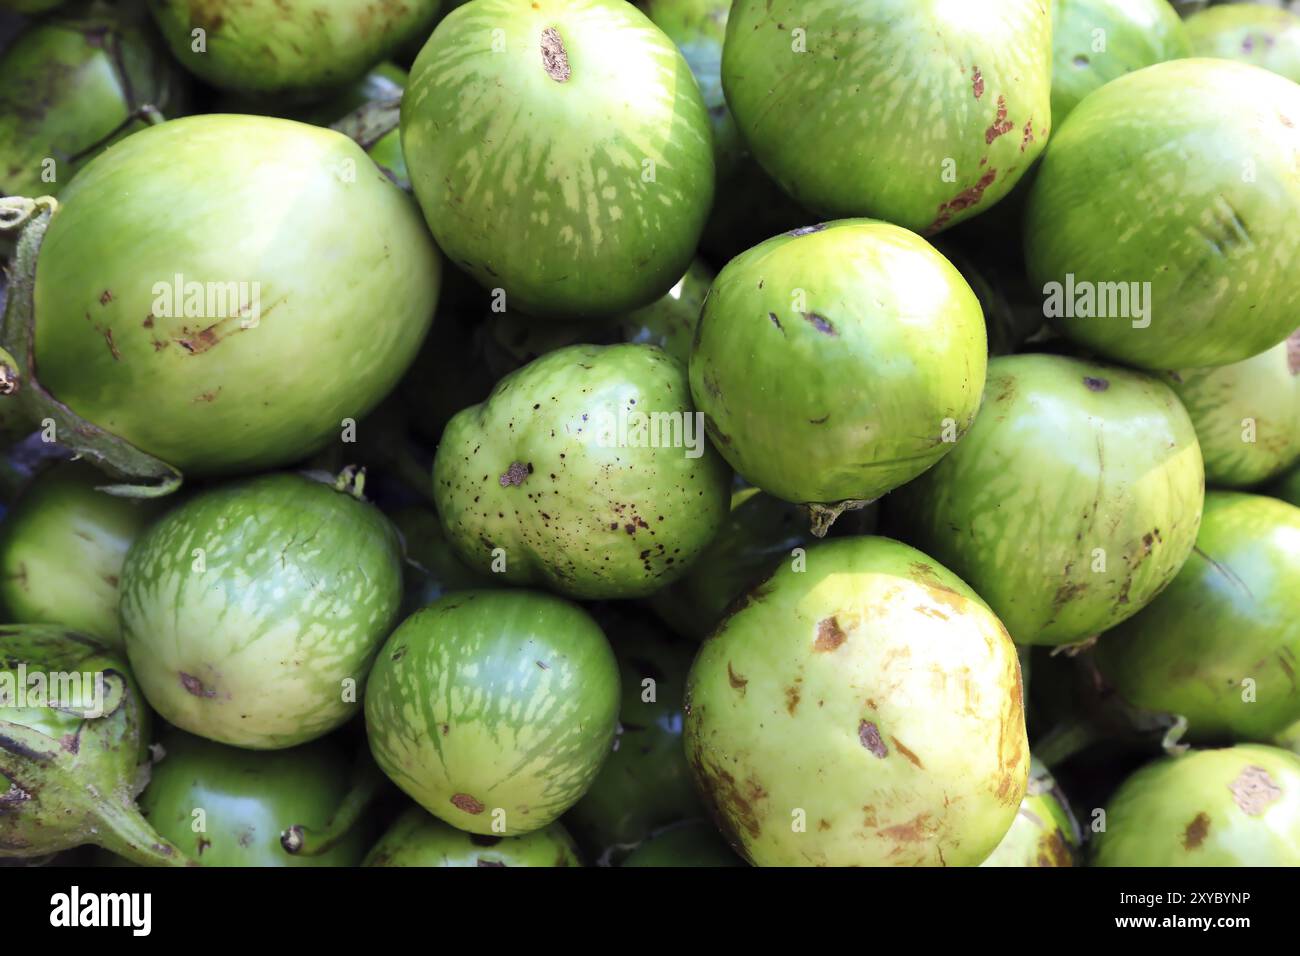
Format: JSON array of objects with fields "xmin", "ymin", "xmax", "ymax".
[
  {"xmin": 892, "ymin": 354, "xmax": 1205, "ymax": 647},
  {"xmin": 31, "ymin": 114, "xmax": 439, "ymax": 476},
  {"xmin": 365, "ymin": 806, "xmax": 582, "ymax": 866},
  {"xmin": 1094, "ymin": 491, "xmax": 1300, "ymax": 742},
  {"xmin": 1025, "ymin": 58, "xmax": 1300, "ymax": 370},
  {"xmin": 564, "ymin": 615, "xmax": 701, "ymax": 860},
  {"xmin": 401, "ymin": 0, "xmax": 715, "ymax": 320},
  {"xmin": 365, "ymin": 590, "xmax": 620, "ymax": 836},
  {"xmin": 120, "ymin": 472, "xmax": 404, "ymax": 750},
  {"xmin": 634, "ymin": 0, "xmax": 743, "ymax": 179},
  {"xmin": 434, "ymin": 343, "xmax": 730, "ymax": 600},
  {"xmin": 1186, "ymin": 4, "xmax": 1300, "ymax": 81},
  {"xmin": 1051, "ymin": 0, "xmax": 1189, "ymax": 125},
  {"xmin": 620, "ymin": 820, "xmax": 743, "ymax": 867},
  {"xmin": 1161, "ymin": 331, "xmax": 1300, "ymax": 487},
  {"xmin": 136, "ymin": 730, "xmax": 366, "ymax": 866},
  {"xmin": 0, "ymin": 3, "xmax": 188, "ymax": 198},
  {"xmin": 147, "ymin": 0, "xmax": 440, "ymax": 97},
  {"xmin": 0, "ymin": 626, "xmax": 190, "ymax": 865},
  {"xmin": 1093, "ymin": 744, "xmax": 1300, "ymax": 866},
  {"xmin": 647, "ymin": 485, "xmax": 814, "ymax": 641},
  {"xmin": 392, "ymin": 505, "xmax": 497, "ymax": 612},
  {"xmin": 685, "ymin": 536, "xmax": 1028, "ymax": 867},
  {"xmin": 0, "ymin": 461, "xmax": 164, "ymax": 647},
  {"xmin": 722, "ymin": 0, "xmax": 1052, "ymax": 233},
  {"xmin": 979, "ymin": 758, "xmax": 1080, "ymax": 867},
  {"xmin": 689, "ymin": 220, "xmax": 986, "ymax": 533}
]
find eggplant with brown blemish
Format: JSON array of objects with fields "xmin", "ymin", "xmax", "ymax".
[
  {"xmin": 892, "ymin": 353, "xmax": 1205, "ymax": 647},
  {"xmin": 365, "ymin": 804, "xmax": 583, "ymax": 867},
  {"xmin": 721, "ymin": 0, "xmax": 1052, "ymax": 233},
  {"xmin": 1092, "ymin": 744, "xmax": 1300, "ymax": 865},
  {"xmin": 979, "ymin": 758, "xmax": 1081, "ymax": 867},
  {"xmin": 4, "ymin": 114, "xmax": 439, "ymax": 484},
  {"xmin": 400, "ymin": 0, "xmax": 715, "ymax": 320},
  {"xmin": 684, "ymin": 536, "xmax": 1028, "ymax": 866},
  {"xmin": 1093, "ymin": 491, "xmax": 1300, "ymax": 743},
  {"xmin": 689, "ymin": 219, "xmax": 987, "ymax": 536},
  {"xmin": 433, "ymin": 343, "xmax": 730, "ymax": 600},
  {"xmin": 365, "ymin": 590, "xmax": 620, "ymax": 836}
]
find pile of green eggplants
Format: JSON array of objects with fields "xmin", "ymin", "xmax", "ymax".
[{"xmin": 1, "ymin": 0, "xmax": 1298, "ymax": 870}]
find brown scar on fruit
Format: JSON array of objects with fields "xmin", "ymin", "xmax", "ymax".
[
  {"xmin": 927, "ymin": 169, "xmax": 997, "ymax": 233},
  {"xmin": 540, "ymin": 26, "xmax": 571, "ymax": 82},
  {"xmin": 499, "ymin": 461, "xmax": 531, "ymax": 487},
  {"xmin": 858, "ymin": 720, "xmax": 888, "ymax": 758},
  {"xmin": 1231, "ymin": 766, "xmax": 1282, "ymax": 815},
  {"xmin": 891, "ymin": 737, "xmax": 924, "ymax": 769},
  {"xmin": 971, "ymin": 66, "xmax": 984, "ymax": 99},
  {"xmin": 450, "ymin": 793, "xmax": 486, "ymax": 814},
  {"xmin": 1021, "ymin": 119, "xmax": 1035, "ymax": 151},
  {"xmin": 103, "ymin": 328, "xmax": 121, "ymax": 361},
  {"xmin": 880, "ymin": 811, "xmax": 931, "ymax": 844},
  {"xmin": 179, "ymin": 673, "xmax": 216, "ymax": 698},
  {"xmin": 985, "ymin": 96, "xmax": 1014, "ymax": 144},
  {"xmin": 786, "ymin": 224, "xmax": 827, "ymax": 237},
  {"xmin": 1083, "ymin": 376, "xmax": 1110, "ymax": 392},
  {"xmin": 727, "ymin": 661, "xmax": 748, "ymax": 694},
  {"xmin": 99, "ymin": 289, "xmax": 113, "ymax": 306},
  {"xmin": 785, "ymin": 682, "xmax": 801, "ymax": 715},
  {"xmin": 1039, "ymin": 831, "xmax": 1073, "ymax": 866},
  {"xmin": 1183, "ymin": 811, "xmax": 1210, "ymax": 849},
  {"xmin": 768, "ymin": 312, "xmax": 784, "ymax": 332},
  {"xmin": 814, "ymin": 616, "xmax": 846, "ymax": 651}
]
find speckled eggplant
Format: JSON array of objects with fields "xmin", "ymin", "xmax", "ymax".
[
  {"xmin": 433, "ymin": 343, "xmax": 730, "ymax": 600},
  {"xmin": 364, "ymin": 590, "xmax": 620, "ymax": 836},
  {"xmin": 365, "ymin": 806, "xmax": 583, "ymax": 866},
  {"xmin": 119, "ymin": 473, "xmax": 404, "ymax": 750},
  {"xmin": 685, "ymin": 536, "xmax": 1028, "ymax": 867},
  {"xmin": 892, "ymin": 354, "xmax": 1205, "ymax": 646},
  {"xmin": 1094, "ymin": 492, "xmax": 1300, "ymax": 742},
  {"xmin": 1093, "ymin": 745, "xmax": 1300, "ymax": 866}
]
